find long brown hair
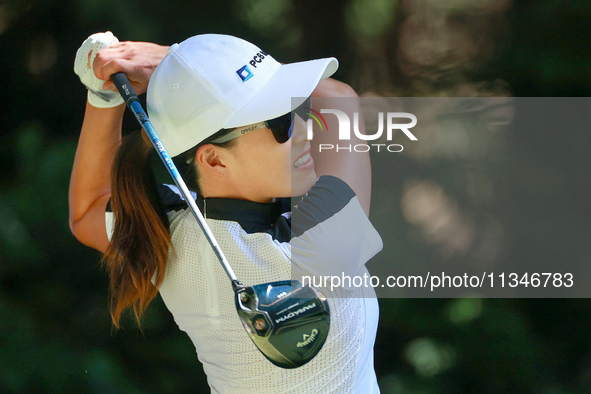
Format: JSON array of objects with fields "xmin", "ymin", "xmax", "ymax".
[{"xmin": 103, "ymin": 129, "xmax": 235, "ymax": 328}]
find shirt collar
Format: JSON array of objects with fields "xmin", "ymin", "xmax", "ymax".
[
  {"xmin": 160, "ymin": 184, "xmax": 291, "ymax": 234},
  {"xmin": 199, "ymin": 196, "xmax": 289, "ymax": 234}
]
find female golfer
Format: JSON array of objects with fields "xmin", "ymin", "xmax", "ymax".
[{"xmin": 70, "ymin": 32, "xmax": 382, "ymax": 393}]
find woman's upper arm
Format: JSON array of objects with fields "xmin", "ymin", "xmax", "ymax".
[{"xmin": 309, "ymin": 79, "xmax": 372, "ymax": 216}]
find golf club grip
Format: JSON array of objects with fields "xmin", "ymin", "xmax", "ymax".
[
  {"xmin": 110, "ymin": 72, "xmax": 242, "ymax": 287},
  {"xmin": 111, "ymin": 72, "xmax": 139, "ymax": 105}
]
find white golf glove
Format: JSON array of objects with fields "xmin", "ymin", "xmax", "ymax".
[{"xmin": 74, "ymin": 31, "xmax": 124, "ymax": 108}]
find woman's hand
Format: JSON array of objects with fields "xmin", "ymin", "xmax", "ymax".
[{"xmin": 93, "ymin": 41, "xmax": 170, "ymax": 96}]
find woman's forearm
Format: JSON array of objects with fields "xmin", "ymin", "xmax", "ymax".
[
  {"xmin": 69, "ymin": 102, "xmax": 125, "ymax": 252},
  {"xmin": 69, "ymin": 39, "xmax": 168, "ymax": 252}
]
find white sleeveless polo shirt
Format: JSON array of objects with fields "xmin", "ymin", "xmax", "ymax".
[{"xmin": 107, "ymin": 176, "xmax": 382, "ymax": 393}]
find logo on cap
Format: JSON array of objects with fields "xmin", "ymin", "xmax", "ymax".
[{"xmin": 236, "ymin": 65, "xmax": 254, "ymax": 82}]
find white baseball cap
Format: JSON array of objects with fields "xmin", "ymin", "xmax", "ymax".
[{"xmin": 147, "ymin": 34, "xmax": 339, "ymax": 157}]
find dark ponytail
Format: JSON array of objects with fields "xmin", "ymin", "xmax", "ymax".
[
  {"xmin": 103, "ymin": 129, "xmax": 236, "ymax": 328},
  {"xmin": 102, "ymin": 130, "xmax": 171, "ymax": 328}
]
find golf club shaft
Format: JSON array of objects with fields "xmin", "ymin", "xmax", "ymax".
[{"xmin": 111, "ymin": 72, "xmax": 242, "ymax": 290}]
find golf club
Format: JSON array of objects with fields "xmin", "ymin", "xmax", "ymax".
[{"xmin": 111, "ymin": 72, "xmax": 330, "ymax": 369}]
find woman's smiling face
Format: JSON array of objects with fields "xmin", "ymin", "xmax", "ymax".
[{"xmin": 222, "ymin": 114, "xmax": 316, "ymax": 202}]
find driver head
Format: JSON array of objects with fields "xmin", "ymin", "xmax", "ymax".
[{"xmin": 235, "ymin": 280, "xmax": 330, "ymax": 368}]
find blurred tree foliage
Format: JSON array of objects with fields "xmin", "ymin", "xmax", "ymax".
[{"xmin": 0, "ymin": 0, "xmax": 590, "ymax": 392}]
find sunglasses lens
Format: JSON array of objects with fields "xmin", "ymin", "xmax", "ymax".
[
  {"xmin": 266, "ymin": 113, "xmax": 293, "ymax": 143},
  {"xmin": 265, "ymin": 98, "xmax": 311, "ymax": 144}
]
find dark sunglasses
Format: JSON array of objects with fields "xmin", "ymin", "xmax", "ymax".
[{"xmin": 211, "ymin": 98, "xmax": 311, "ymax": 144}]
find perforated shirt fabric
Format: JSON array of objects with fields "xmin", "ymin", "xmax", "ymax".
[{"xmin": 106, "ymin": 176, "xmax": 383, "ymax": 393}]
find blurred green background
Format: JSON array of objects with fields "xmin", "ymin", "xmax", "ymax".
[{"xmin": 1, "ymin": 0, "xmax": 590, "ymax": 392}]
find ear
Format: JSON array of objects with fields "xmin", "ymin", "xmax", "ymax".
[{"xmin": 195, "ymin": 144, "xmax": 228, "ymax": 176}]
